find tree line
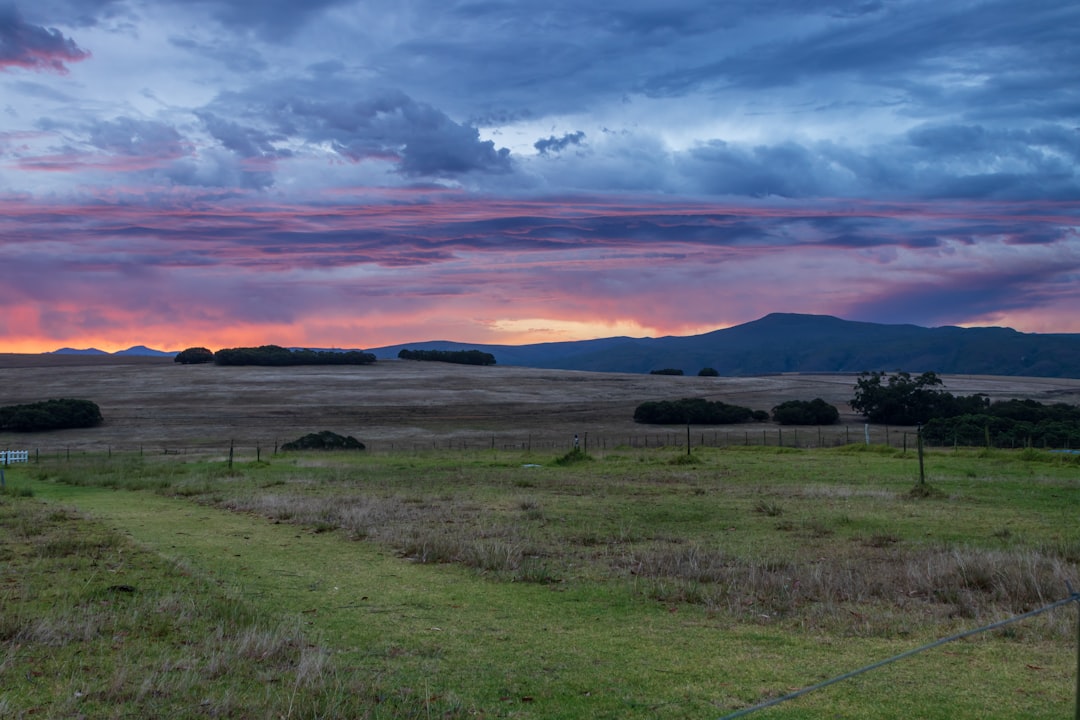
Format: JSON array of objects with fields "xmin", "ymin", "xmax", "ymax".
[
  {"xmin": 176, "ymin": 346, "xmax": 376, "ymax": 366},
  {"xmin": 397, "ymin": 349, "xmax": 496, "ymax": 366}
]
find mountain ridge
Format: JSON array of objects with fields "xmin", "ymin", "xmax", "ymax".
[{"xmin": 45, "ymin": 313, "xmax": 1080, "ymax": 378}]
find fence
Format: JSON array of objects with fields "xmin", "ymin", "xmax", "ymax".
[
  {"xmin": 1, "ymin": 450, "xmax": 28, "ymax": 464},
  {"xmin": 6, "ymin": 423, "xmax": 1080, "ymax": 462}
]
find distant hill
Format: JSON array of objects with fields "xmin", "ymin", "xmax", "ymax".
[
  {"xmin": 51, "ymin": 345, "xmax": 175, "ymax": 357},
  {"xmin": 49, "ymin": 347, "xmax": 111, "ymax": 356},
  {"xmin": 370, "ymin": 313, "xmax": 1080, "ymax": 378}
]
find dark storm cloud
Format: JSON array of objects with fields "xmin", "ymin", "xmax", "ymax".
[
  {"xmin": 640, "ymin": 0, "xmax": 1078, "ymax": 99},
  {"xmin": 168, "ymin": 35, "xmax": 267, "ymax": 73},
  {"xmin": 86, "ymin": 117, "xmax": 186, "ymax": 157},
  {"xmin": 0, "ymin": 4, "xmax": 89, "ymax": 73},
  {"xmin": 205, "ymin": 83, "xmax": 512, "ymax": 178},
  {"xmin": 534, "ymin": 131, "xmax": 585, "ymax": 155},
  {"xmin": 196, "ymin": 112, "xmax": 290, "ymax": 160},
  {"xmin": 845, "ymin": 262, "xmax": 1080, "ymax": 328},
  {"xmin": 189, "ymin": 0, "xmax": 352, "ymax": 40}
]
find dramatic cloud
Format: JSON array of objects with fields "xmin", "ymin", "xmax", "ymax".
[
  {"xmin": 534, "ymin": 131, "xmax": 586, "ymax": 155},
  {"xmin": 0, "ymin": 0, "xmax": 1077, "ymax": 352},
  {"xmin": 0, "ymin": 5, "xmax": 89, "ymax": 73}
]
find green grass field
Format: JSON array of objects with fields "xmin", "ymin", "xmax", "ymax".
[{"xmin": 2, "ymin": 444, "xmax": 1077, "ymax": 718}]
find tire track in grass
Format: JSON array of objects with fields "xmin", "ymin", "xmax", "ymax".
[{"xmin": 25, "ymin": 478, "xmax": 750, "ymax": 718}]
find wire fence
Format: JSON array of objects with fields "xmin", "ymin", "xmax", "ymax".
[
  {"xmin": 0, "ymin": 423, "xmax": 960, "ymax": 462},
  {"xmin": 8, "ymin": 421, "xmax": 1080, "ymax": 464},
  {"xmin": 718, "ymin": 587, "xmax": 1080, "ymax": 718}
]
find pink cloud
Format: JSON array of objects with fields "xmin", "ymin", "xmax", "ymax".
[
  {"xmin": 0, "ymin": 9, "xmax": 90, "ymax": 75},
  {"xmin": 0, "ymin": 192, "xmax": 1077, "ymax": 353}
]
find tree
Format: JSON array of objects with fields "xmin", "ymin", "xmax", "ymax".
[
  {"xmin": 698, "ymin": 367, "xmax": 719, "ymax": 377},
  {"xmin": 174, "ymin": 347, "xmax": 214, "ymax": 364},
  {"xmin": 850, "ymin": 371, "xmax": 949, "ymax": 425},
  {"xmin": 650, "ymin": 368, "xmax": 684, "ymax": 376}
]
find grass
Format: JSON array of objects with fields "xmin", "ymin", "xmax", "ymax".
[
  {"xmin": 2, "ymin": 444, "xmax": 1078, "ymax": 718},
  {"xmin": 0, "ymin": 493, "xmax": 388, "ymax": 718}
]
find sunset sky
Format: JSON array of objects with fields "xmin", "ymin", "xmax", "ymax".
[{"xmin": 1, "ymin": 0, "xmax": 1078, "ymax": 353}]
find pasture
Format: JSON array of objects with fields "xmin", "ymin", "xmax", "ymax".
[{"xmin": 1, "ymin": 356, "xmax": 1078, "ymax": 718}]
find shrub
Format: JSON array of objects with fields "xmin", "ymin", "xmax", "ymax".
[
  {"xmin": 697, "ymin": 367, "xmax": 720, "ymax": 377},
  {"xmin": 280, "ymin": 431, "xmax": 365, "ymax": 451},
  {"xmin": 649, "ymin": 368, "xmax": 684, "ymax": 376},
  {"xmin": 0, "ymin": 399, "xmax": 103, "ymax": 432},
  {"xmin": 633, "ymin": 398, "xmax": 758, "ymax": 425}
]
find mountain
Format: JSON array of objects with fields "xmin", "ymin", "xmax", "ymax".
[
  {"xmin": 114, "ymin": 345, "xmax": 176, "ymax": 357},
  {"xmin": 370, "ymin": 313, "xmax": 1080, "ymax": 378},
  {"xmin": 44, "ymin": 314, "xmax": 1080, "ymax": 377}
]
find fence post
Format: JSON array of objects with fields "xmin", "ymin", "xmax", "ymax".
[
  {"xmin": 1072, "ymin": 581, "xmax": 1079, "ymax": 720},
  {"xmin": 917, "ymin": 424, "xmax": 925, "ymax": 487}
]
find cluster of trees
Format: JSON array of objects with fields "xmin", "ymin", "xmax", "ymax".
[
  {"xmin": 397, "ymin": 349, "xmax": 496, "ymax": 366},
  {"xmin": 921, "ymin": 399, "xmax": 1080, "ymax": 447},
  {"xmin": 648, "ymin": 367, "xmax": 721, "ymax": 376},
  {"xmin": 771, "ymin": 398, "xmax": 840, "ymax": 426},
  {"xmin": 0, "ymin": 398, "xmax": 103, "ymax": 432},
  {"xmin": 634, "ymin": 398, "xmax": 767, "ymax": 425},
  {"xmin": 851, "ymin": 371, "xmax": 1080, "ymax": 447},
  {"xmin": 176, "ymin": 346, "xmax": 376, "ymax": 366}
]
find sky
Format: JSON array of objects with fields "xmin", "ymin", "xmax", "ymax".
[{"xmin": 1, "ymin": 0, "xmax": 1078, "ymax": 353}]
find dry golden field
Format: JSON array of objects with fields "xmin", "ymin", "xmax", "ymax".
[{"xmin": 2, "ymin": 353, "xmax": 1079, "ymax": 455}]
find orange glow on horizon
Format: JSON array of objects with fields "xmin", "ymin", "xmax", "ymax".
[
  {"xmin": 0, "ymin": 314, "xmax": 737, "ymax": 355},
  {"xmin": 4, "ymin": 309, "xmax": 1080, "ymax": 356}
]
